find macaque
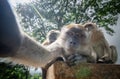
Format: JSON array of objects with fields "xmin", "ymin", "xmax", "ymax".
[
  {"xmin": 1, "ymin": 1, "xmax": 93, "ymax": 78},
  {"xmin": 0, "ymin": 1, "xmax": 97, "ymax": 79},
  {"xmin": 83, "ymin": 22, "xmax": 118, "ymax": 63},
  {"xmin": 0, "ymin": 0, "xmax": 64, "ymax": 68},
  {"xmin": 42, "ymin": 30, "xmax": 60, "ymax": 46},
  {"xmin": 45, "ymin": 23, "xmax": 97, "ymax": 79},
  {"xmin": 42, "ymin": 24, "xmax": 95, "ymax": 79},
  {"xmin": 46, "ymin": 23, "xmax": 97, "ymax": 64}
]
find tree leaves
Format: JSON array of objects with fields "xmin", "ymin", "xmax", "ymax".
[
  {"xmin": 0, "ymin": 62, "xmax": 30, "ymax": 79},
  {"xmin": 15, "ymin": 0, "xmax": 120, "ymax": 42}
]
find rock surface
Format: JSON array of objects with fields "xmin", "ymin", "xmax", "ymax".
[{"xmin": 46, "ymin": 61, "xmax": 120, "ymax": 79}]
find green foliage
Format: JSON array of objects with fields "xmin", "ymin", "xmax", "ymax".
[
  {"xmin": 75, "ymin": 66, "xmax": 91, "ymax": 78},
  {"xmin": 30, "ymin": 74, "xmax": 42, "ymax": 79},
  {"xmin": 0, "ymin": 62, "xmax": 42, "ymax": 79},
  {"xmin": 0, "ymin": 62, "xmax": 31, "ymax": 79},
  {"xmin": 15, "ymin": 0, "xmax": 120, "ymax": 42}
]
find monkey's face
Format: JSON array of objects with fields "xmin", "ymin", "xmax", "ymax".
[
  {"xmin": 48, "ymin": 33, "xmax": 58, "ymax": 43},
  {"xmin": 60, "ymin": 24, "xmax": 89, "ymax": 52}
]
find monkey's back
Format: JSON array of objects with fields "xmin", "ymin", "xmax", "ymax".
[{"xmin": 90, "ymin": 30, "xmax": 110, "ymax": 58}]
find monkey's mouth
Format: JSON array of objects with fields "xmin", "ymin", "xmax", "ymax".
[{"xmin": 67, "ymin": 47, "xmax": 76, "ymax": 52}]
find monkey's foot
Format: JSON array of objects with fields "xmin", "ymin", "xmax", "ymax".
[{"xmin": 97, "ymin": 58, "xmax": 113, "ymax": 64}]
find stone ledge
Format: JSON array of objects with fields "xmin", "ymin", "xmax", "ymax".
[{"xmin": 47, "ymin": 61, "xmax": 120, "ymax": 79}]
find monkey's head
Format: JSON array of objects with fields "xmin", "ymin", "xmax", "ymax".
[
  {"xmin": 83, "ymin": 22, "xmax": 97, "ymax": 32},
  {"xmin": 47, "ymin": 30, "xmax": 60, "ymax": 43},
  {"xmin": 59, "ymin": 24, "xmax": 89, "ymax": 54}
]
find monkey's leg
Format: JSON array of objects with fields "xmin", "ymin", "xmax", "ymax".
[
  {"xmin": 0, "ymin": 0, "xmax": 63, "ymax": 67},
  {"xmin": 97, "ymin": 48, "xmax": 114, "ymax": 64},
  {"xmin": 98, "ymin": 47, "xmax": 111, "ymax": 63}
]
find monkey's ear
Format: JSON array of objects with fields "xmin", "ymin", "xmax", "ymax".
[{"xmin": 83, "ymin": 22, "xmax": 97, "ymax": 31}]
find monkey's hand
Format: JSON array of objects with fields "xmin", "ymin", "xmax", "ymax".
[
  {"xmin": 44, "ymin": 57, "xmax": 65, "ymax": 70},
  {"xmin": 66, "ymin": 54, "xmax": 87, "ymax": 66}
]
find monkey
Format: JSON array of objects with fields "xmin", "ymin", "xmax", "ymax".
[
  {"xmin": 42, "ymin": 30, "xmax": 60, "ymax": 46},
  {"xmin": 46, "ymin": 23, "xmax": 97, "ymax": 64},
  {"xmin": 0, "ymin": 1, "xmax": 95, "ymax": 79},
  {"xmin": 0, "ymin": 0, "xmax": 65, "ymax": 68},
  {"xmin": 0, "ymin": 2, "xmax": 97, "ymax": 79},
  {"xmin": 47, "ymin": 24, "xmax": 95, "ymax": 62},
  {"xmin": 42, "ymin": 27, "xmax": 94, "ymax": 78},
  {"xmin": 83, "ymin": 22, "xmax": 118, "ymax": 63},
  {"xmin": 44, "ymin": 23, "xmax": 97, "ymax": 79},
  {"xmin": 0, "ymin": 1, "xmax": 84, "ymax": 79},
  {"xmin": 1, "ymin": 1, "xmax": 92, "ymax": 79}
]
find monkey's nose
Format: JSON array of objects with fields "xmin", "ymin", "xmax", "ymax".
[{"xmin": 70, "ymin": 42, "xmax": 76, "ymax": 46}]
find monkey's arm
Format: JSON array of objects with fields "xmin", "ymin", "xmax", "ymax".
[
  {"xmin": 42, "ymin": 40, "xmax": 49, "ymax": 46},
  {"xmin": 65, "ymin": 51, "xmax": 97, "ymax": 66},
  {"xmin": 0, "ymin": 0, "xmax": 22, "ymax": 57},
  {"xmin": 0, "ymin": 0, "xmax": 60, "ymax": 67},
  {"xmin": 11, "ymin": 34, "xmax": 58, "ymax": 67}
]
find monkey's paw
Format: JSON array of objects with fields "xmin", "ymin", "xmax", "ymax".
[
  {"xmin": 97, "ymin": 58, "xmax": 113, "ymax": 64},
  {"xmin": 66, "ymin": 54, "xmax": 87, "ymax": 66}
]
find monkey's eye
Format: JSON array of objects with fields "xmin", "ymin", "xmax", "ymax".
[
  {"xmin": 80, "ymin": 34, "xmax": 86, "ymax": 38},
  {"xmin": 67, "ymin": 31, "xmax": 74, "ymax": 36},
  {"xmin": 75, "ymin": 33, "xmax": 80, "ymax": 37},
  {"xmin": 76, "ymin": 33, "xmax": 85, "ymax": 38}
]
